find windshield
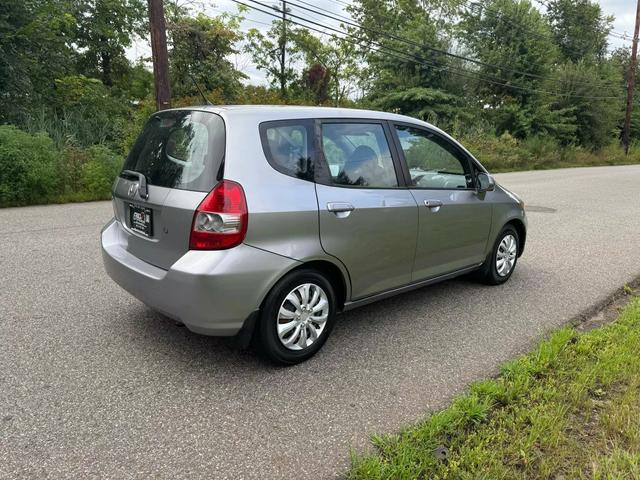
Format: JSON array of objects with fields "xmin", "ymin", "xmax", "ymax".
[{"xmin": 122, "ymin": 110, "xmax": 225, "ymax": 192}]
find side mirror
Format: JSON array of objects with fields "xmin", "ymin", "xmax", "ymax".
[{"xmin": 476, "ymin": 172, "xmax": 495, "ymax": 193}]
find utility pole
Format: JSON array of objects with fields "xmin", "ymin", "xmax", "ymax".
[
  {"xmin": 279, "ymin": 0, "xmax": 287, "ymax": 99},
  {"xmin": 622, "ymin": 0, "xmax": 640, "ymax": 154},
  {"xmin": 148, "ymin": 0, "xmax": 171, "ymax": 111}
]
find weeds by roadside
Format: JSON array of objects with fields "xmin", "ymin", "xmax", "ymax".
[{"xmin": 348, "ymin": 294, "xmax": 640, "ymax": 479}]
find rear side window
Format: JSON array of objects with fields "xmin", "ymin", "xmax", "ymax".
[
  {"xmin": 122, "ymin": 110, "xmax": 225, "ymax": 192},
  {"xmin": 260, "ymin": 120, "xmax": 315, "ymax": 181},
  {"xmin": 321, "ymin": 123, "xmax": 398, "ymax": 188}
]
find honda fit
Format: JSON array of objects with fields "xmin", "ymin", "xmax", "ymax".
[{"xmin": 101, "ymin": 106, "xmax": 526, "ymax": 364}]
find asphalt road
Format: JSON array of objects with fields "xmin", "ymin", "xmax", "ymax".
[{"xmin": 2, "ymin": 165, "xmax": 640, "ymax": 479}]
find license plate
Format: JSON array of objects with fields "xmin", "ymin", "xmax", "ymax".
[{"xmin": 129, "ymin": 203, "xmax": 153, "ymax": 237}]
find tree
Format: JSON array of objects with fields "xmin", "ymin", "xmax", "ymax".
[
  {"xmin": 245, "ymin": 21, "xmax": 307, "ymax": 99},
  {"xmin": 169, "ymin": 12, "xmax": 246, "ymax": 100},
  {"xmin": 71, "ymin": 0, "xmax": 147, "ymax": 87},
  {"xmin": 372, "ymin": 87, "xmax": 471, "ymax": 126},
  {"xmin": 0, "ymin": 0, "xmax": 75, "ymax": 122},
  {"xmin": 547, "ymin": 62, "xmax": 622, "ymax": 149},
  {"xmin": 302, "ymin": 63, "xmax": 331, "ymax": 104},
  {"xmin": 461, "ymin": 0, "xmax": 558, "ymax": 106},
  {"xmin": 293, "ymin": 32, "xmax": 361, "ymax": 106},
  {"xmin": 347, "ymin": 0, "xmax": 456, "ymax": 96},
  {"xmin": 546, "ymin": 0, "xmax": 612, "ymax": 63}
]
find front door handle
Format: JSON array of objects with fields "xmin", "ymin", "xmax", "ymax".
[
  {"xmin": 424, "ymin": 200, "xmax": 443, "ymax": 211},
  {"xmin": 327, "ymin": 202, "xmax": 355, "ymax": 218}
]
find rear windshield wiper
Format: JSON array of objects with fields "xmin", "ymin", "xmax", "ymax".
[{"xmin": 121, "ymin": 170, "xmax": 149, "ymax": 199}]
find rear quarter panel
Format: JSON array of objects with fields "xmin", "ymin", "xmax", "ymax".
[{"xmin": 221, "ymin": 112, "xmax": 325, "ymax": 262}]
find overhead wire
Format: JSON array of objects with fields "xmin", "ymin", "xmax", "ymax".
[
  {"xmin": 280, "ymin": 0, "xmax": 623, "ymax": 90},
  {"xmin": 228, "ymin": 0, "xmax": 624, "ymax": 99}
]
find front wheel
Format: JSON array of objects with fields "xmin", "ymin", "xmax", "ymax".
[
  {"xmin": 255, "ymin": 269, "xmax": 336, "ymax": 365},
  {"xmin": 476, "ymin": 226, "xmax": 520, "ymax": 285}
]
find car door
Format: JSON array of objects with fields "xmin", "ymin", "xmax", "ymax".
[
  {"xmin": 314, "ymin": 120, "xmax": 418, "ymax": 300},
  {"xmin": 391, "ymin": 123, "xmax": 492, "ymax": 281}
]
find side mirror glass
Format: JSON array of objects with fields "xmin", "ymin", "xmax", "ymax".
[{"xmin": 477, "ymin": 172, "xmax": 495, "ymax": 193}]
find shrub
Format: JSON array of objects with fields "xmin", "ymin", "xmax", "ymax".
[
  {"xmin": 522, "ymin": 136, "xmax": 561, "ymax": 169},
  {"xmin": 0, "ymin": 125, "xmax": 62, "ymax": 206},
  {"xmin": 462, "ymin": 132, "xmax": 531, "ymax": 172},
  {"xmin": 116, "ymin": 99, "xmax": 156, "ymax": 156},
  {"xmin": 56, "ymin": 143, "xmax": 122, "ymax": 202},
  {"xmin": 80, "ymin": 145, "xmax": 122, "ymax": 199}
]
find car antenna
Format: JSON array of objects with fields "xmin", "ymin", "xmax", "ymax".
[{"xmin": 189, "ymin": 74, "xmax": 213, "ymax": 106}]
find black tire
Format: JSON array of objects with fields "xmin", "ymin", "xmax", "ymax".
[
  {"xmin": 254, "ymin": 269, "xmax": 337, "ymax": 365},
  {"xmin": 475, "ymin": 225, "xmax": 520, "ymax": 285}
]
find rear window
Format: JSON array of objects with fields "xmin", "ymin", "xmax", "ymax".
[{"xmin": 122, "ymin": 110, "xmax": 225, "ymax": 192}]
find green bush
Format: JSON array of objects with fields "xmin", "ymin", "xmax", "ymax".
[
  {"xmin": 56, "ymin": 143, "xmax": 122, "ymax": 203},
  {"xmin": 80, "ymin": 145, "xmax": 122, "ymax": 199},
  {"xmin": 0, "ymin": 125, "xmax": 62, "ymax": 206}
]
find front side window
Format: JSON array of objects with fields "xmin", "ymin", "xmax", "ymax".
[
  {"xmin": 395, "ymin": 125, "xmax": 473, "ymax": 189},
  {"xmin": 321, "ymin": 123, "xmax": 398, "ymax": 188},
  {"xmin": 123, "ymin": 110, "xmax": 225, "ymax": 192},
  {"xmin": 261, "ymin": 120, "xmax": 314, "ymax": 181}
]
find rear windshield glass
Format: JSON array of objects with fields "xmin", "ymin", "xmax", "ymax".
[{"xmin": 122, "ymin": 110, "xmax": 225, "ymax": 192}]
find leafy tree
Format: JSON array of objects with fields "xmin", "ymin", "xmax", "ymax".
[
  {"xmin": 46, "ymin": 75, "xmax": 129, "ymax": 147},
  {"xmin": 489, "ymin": 99, "xmax": 576, "ymax": 142},
  {"xmin": 293, "ymin": 32, "xmax": 361, "ymax": 106},
  {"xmin": 347, "ymin": 0, "xmax": 456, "ymax": 96},
  {"xmin": 461, "ymin": 0, "xmax": 558, "ymax": 105},
  {"xmin": 71, "ymin": 0, "xmax": 147, "ymax": 87},
  {"xmin": 546, "ymin": 0, "xmax": 612, "ymax": 63},
  {"xmin": 302, "ymin": 64, "xmax": 331, "ymax": 104},
  {"xmin": 0, "ymin": 0, "xmax": 75, "ymax": 122},
  {"xmin": 547, "ymin": 62, "xmax": 621, "ymax": 149},
  {"xmin": 169, "ymin": 12, "xmax": 246, "ymax": 100},
  {"xmin": 372, "ymin": 87, "xmax": 473, "ymax": 127},
  {"xmin": 245, "ymin": 20, "xmax": 308, "ymax": 99}
]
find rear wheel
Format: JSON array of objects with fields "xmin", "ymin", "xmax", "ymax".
[
  {"xmin": 476, "ymin": 226, "xmax": 519, "ymax": 285},
  {"xmin": 255, "ymin": 269, "xmax": 336, "ymax": 365}
]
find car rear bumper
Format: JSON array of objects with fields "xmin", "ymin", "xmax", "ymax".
[{"xmin": 101, "ymin": 219, "xmax": 300, "ymax": 336}]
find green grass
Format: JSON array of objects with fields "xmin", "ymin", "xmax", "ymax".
[{"xmin": 348, "ymin": 296, "xmax": 640, "ymax": 479}]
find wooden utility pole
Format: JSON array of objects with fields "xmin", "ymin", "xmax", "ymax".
[
  {"xmin": 148, "ymin": 0, "xmax": 171, "ymax": 111},
  {"xmin": 622, "ymin": 0, "xmax": 640, "ymax": 154},
  {"xmin": 279, "ymin": 0, "xmax": 287, "ymax": 99}
]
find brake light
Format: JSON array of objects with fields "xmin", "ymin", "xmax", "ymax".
[{"xmin": 189, "ymin": 180, "xmax": 248, "ymax": 250}]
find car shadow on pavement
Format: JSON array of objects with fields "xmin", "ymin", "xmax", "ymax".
[{"xmin": 117, "ymin": 270, "xmax": 522, "ymax": 376}]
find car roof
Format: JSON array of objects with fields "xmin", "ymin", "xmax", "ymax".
[
  {"xmin": 167, "ymin": 104, "xmax": 446, "ymax": 134},
  {"xmin": 159, "ymin": 104, "xmax": 487, "ymax": 171}
]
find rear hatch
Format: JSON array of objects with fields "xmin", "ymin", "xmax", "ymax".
[{"xmin": 112, "ymin": 109, "xmax": 225, "ymax": 269}]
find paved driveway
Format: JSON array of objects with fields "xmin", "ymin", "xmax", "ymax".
[{"xmin": 1, "ymin": 165, "xmax": 639, "ymax": 479}]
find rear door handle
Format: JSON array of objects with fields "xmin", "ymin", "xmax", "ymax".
[
  {"xmin": 122, "ymin": 170, "xmax": 149, "ymax": 200},
  {"xmin": 327, "ymin": 202, "xmax": 355, "ymax": 213},
  {"xmin": 424, "ymin": 200, "xmax": 443, "ymax": 210},
  {"xmin": 327, "ymin": 202, "xmax": 355, "ymax": 218}
]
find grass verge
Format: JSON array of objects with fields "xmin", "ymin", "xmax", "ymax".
[{"xmin": 348, "ymin": 293, "xmax": 640, "ymax": 479}]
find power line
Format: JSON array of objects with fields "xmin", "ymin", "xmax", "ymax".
[
  {"xmin": 230, "ymin": 0, "xmax": 624, "ymax": 99},
  {"xmin": 275, "ymin": 0, "xmax": 623, "ymax": 91},
  {"xmin": 258, "ymin": 0, "xmax": 625, "ymax": 97}
]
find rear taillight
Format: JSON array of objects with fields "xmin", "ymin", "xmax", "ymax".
[{"xmin": 189, "ymin": 180, "xmax": 248, "ymax": 250}]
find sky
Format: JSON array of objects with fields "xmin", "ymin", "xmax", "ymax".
[{"xmin": 126, "ymin": 0, "xmax": 638, "ymax": 86}]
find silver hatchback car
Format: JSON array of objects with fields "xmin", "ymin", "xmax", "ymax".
[{"xmin": 102, "ymin": 106, "xmax": 526, "ymax": 364}]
